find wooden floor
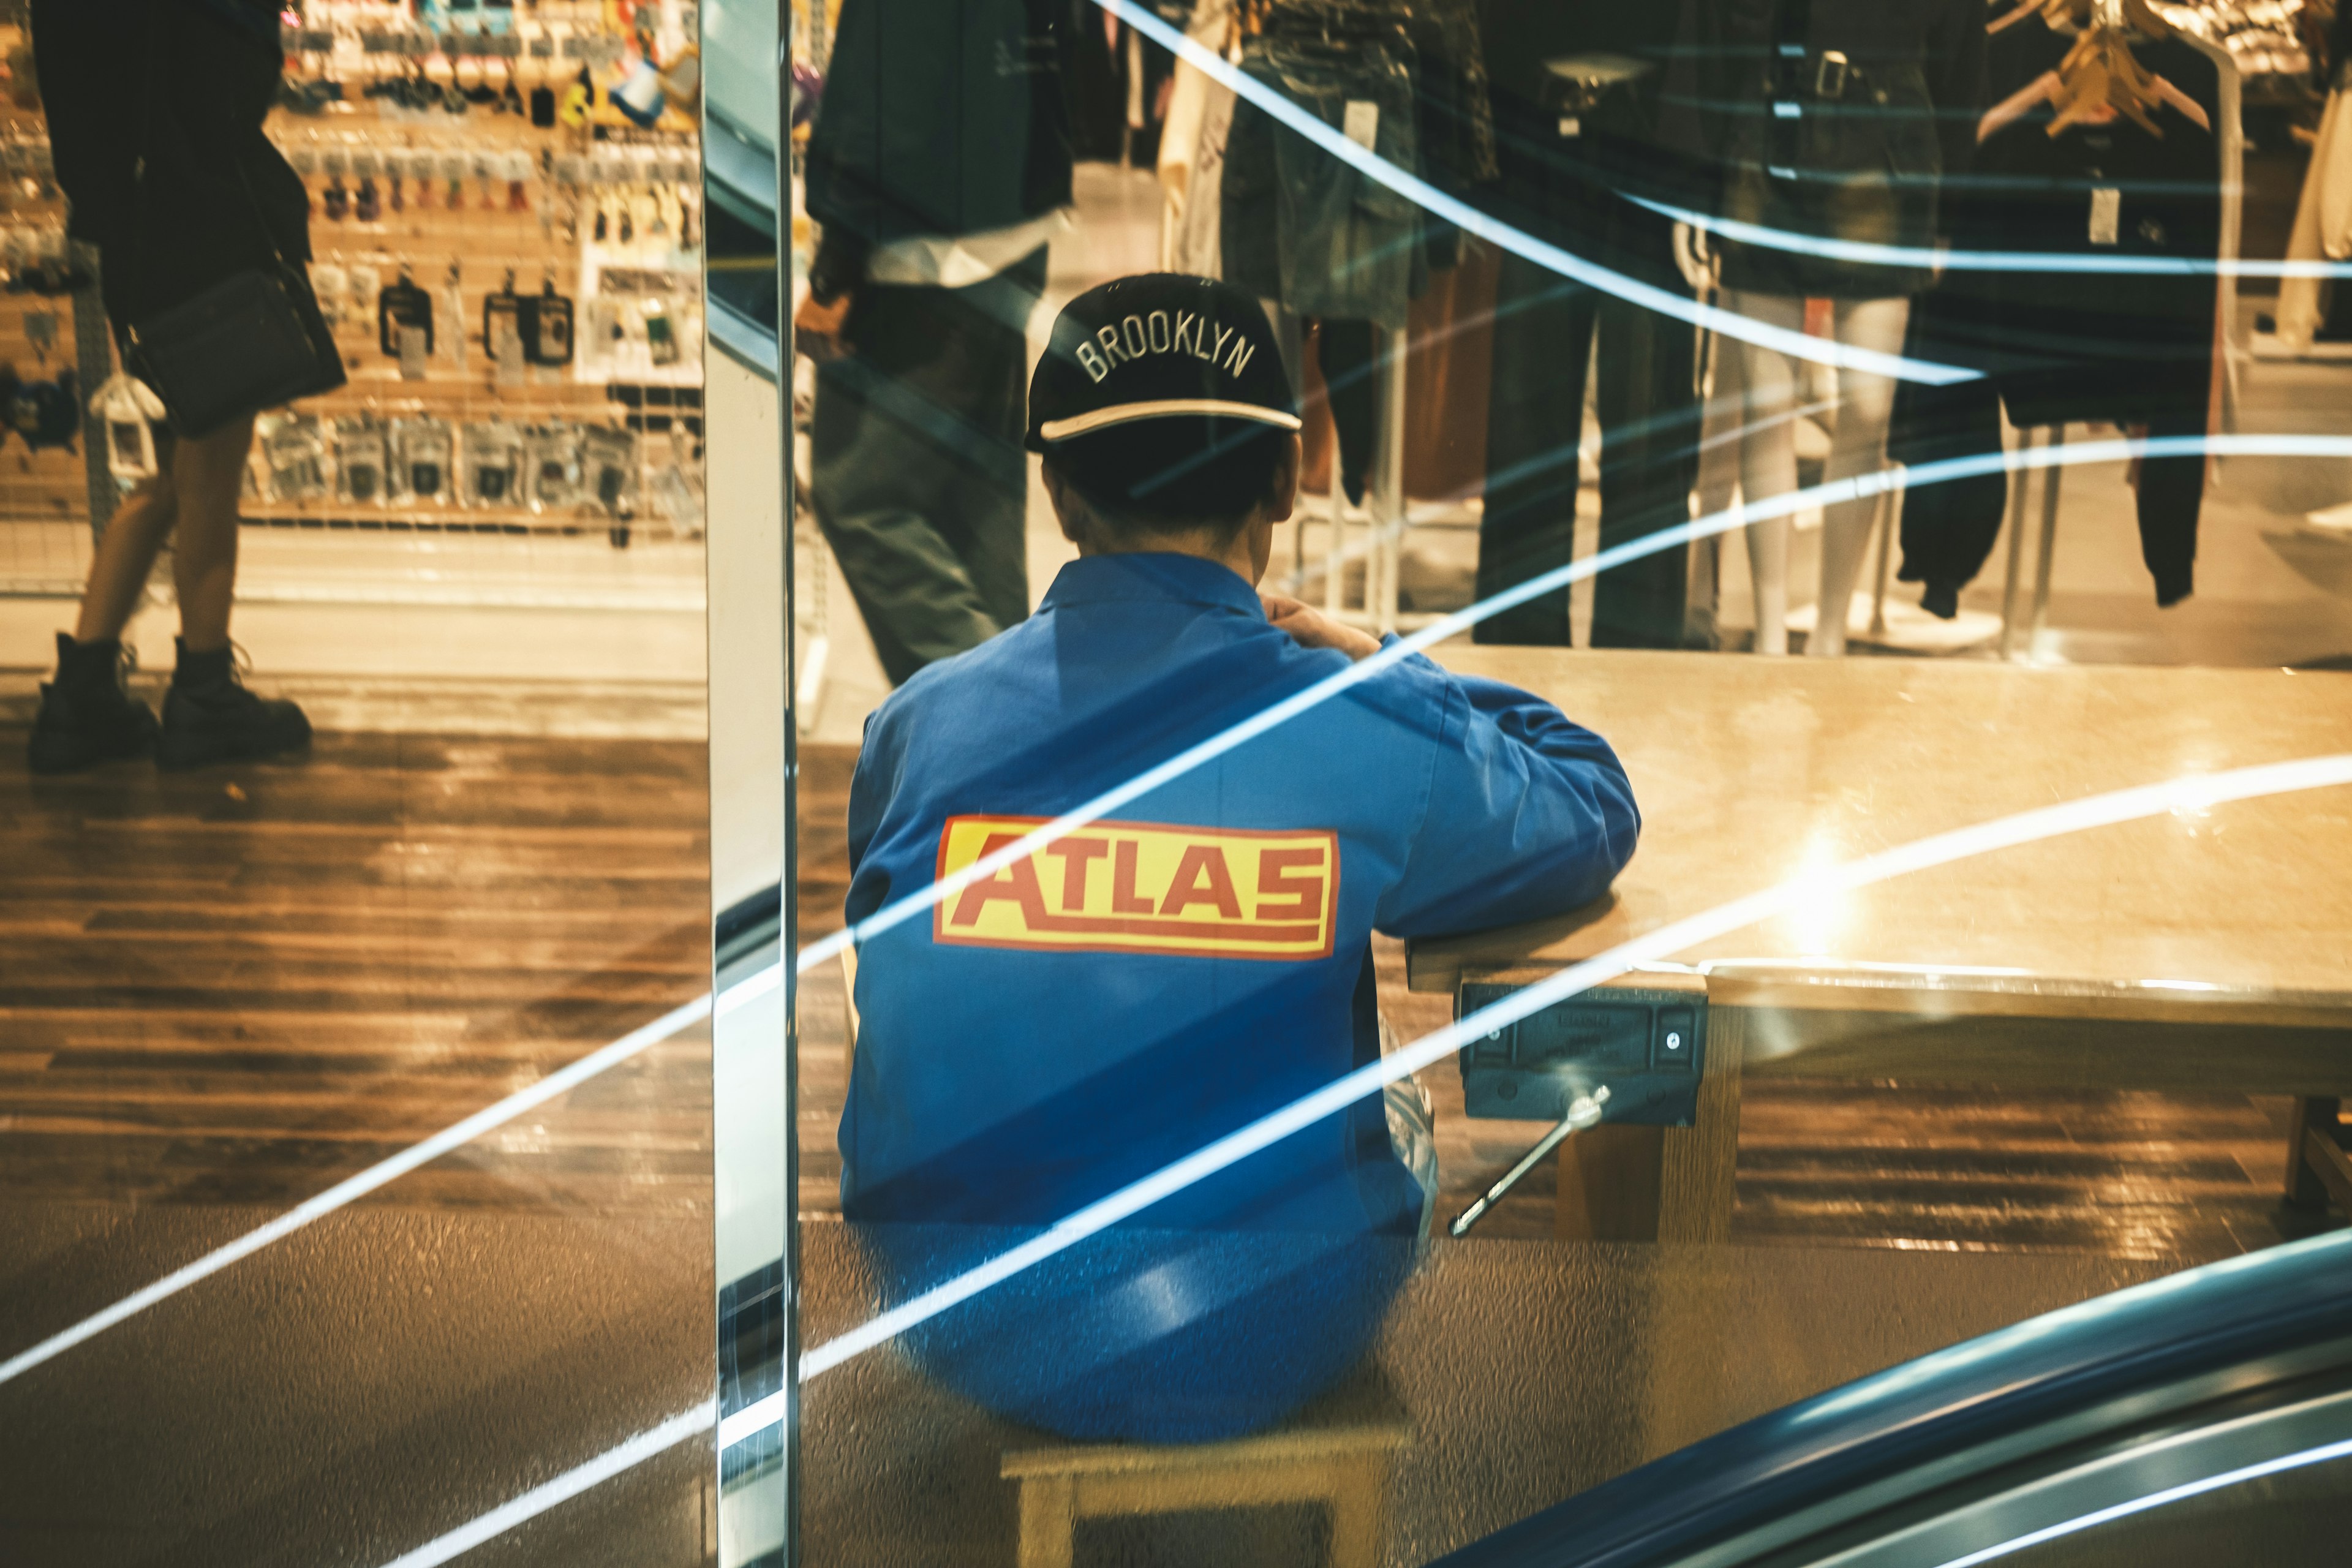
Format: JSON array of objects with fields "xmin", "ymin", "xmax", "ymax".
[
  {"xmin": 1, "ymin": 729, "xmax": 2324, "ymax": 1265},
  {"xmin": 0, "ymin": 728, "xmax": 712, "ymax": 1214}
]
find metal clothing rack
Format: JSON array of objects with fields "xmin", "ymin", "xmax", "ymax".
[
  {"xmin": 1314, "ymin": 323, "xmax": 1413, "ymax": 634},
  {"xmin": 1998, "ymin": 423, "xmax": 2070, "ymax": 661}
]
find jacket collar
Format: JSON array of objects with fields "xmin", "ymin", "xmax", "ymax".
[{"xmin": 1038, "ymin": 553, "xmax": 1267, "ymax": 620}]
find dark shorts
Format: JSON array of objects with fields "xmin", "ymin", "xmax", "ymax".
[{"xmin": 31, "ymin": 0, "xmax": 309, "ymax": 339}]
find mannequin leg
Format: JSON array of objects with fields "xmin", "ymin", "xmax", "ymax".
[
  {"xmin": 1809, "ymin": 297, "xmax": 1910, "ymax": 657},
  {"xmin": 1725, "ymin": 290, "xmax": 1804, "ymax": 655}
]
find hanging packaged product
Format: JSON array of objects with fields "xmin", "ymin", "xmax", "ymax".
[
  {"xmin": 579, "ymin": 424, "xmax": 639, "ymax": 516},
  {"xmin": 462, "ymin": 418, "xmax": 524, "ymax": 506},
  {"xmin": 582, "ymin": 295, "xmax": 628, "ymax": 377},
  {"xmin": 523, "ymin": 276, "xmax": 574, "ymax": 366},
  {"xmin": 484, "ymin": 270, "xmax": 528, "ymax": 382},
  {"xmin": 379, "ymin": 270, "xmax": 436, "ymax": 378},
  {"xmin": 441, "ymin": 261, "xmax": 468, "ymax": 369},
  {"xmin": 261, "ymin": 413, "xmax": 330, "ymax": 503},
  {"xmin": 646, "ymin": 426, "xmax": 704, "ymax": 533},
  {"xmin": 90, "ymin": 371, "xmax": 166, "ymax": 484},
  {"xmin": 393, "ymin": 415, "xmax": 456, "ymax": 504},
  {"xmin": 347, "ymin": 263, "xmax": 382, "ymax": 327},
  {"xmin": 642, "ymin": 297, "xmax": 680, "ymax": 366},
  {"xmin": 322, "ymin": 141, "xmax": 350, "ymax": 221},
  {"xmin": 525, "ymin": 421, "xmax": 582, "ymax": 514},
  {"xmin": 311, "ymin": 262, "xmax": 349, "ymax": 332},
  {"xmin": 335, "ymin": 417, "xmax": 390, "ymax": 505}
]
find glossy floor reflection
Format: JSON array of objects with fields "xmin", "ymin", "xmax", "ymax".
[
  {"xmin": 1, "ymin": 730, "xmax": 710, "ymax": 1213},
  {"xmin": 798, "ymin": 1223, "xmax": 2166, "ymax": 1567},
  {"xmin": 0, "ymin": 726, "xmax": 716, "ymax": 1567}
]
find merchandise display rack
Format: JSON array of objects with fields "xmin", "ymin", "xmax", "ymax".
[
  {"xmin": 1, "ymin": 0, "xmax": 710, "ymax": 618},
  {"xmin": 252, "ymin": 3, "xmax": 704, "ymax": 554},
  {"xmin": 0, "ymin": 12, "xmax": 104, "ymax": 598}
]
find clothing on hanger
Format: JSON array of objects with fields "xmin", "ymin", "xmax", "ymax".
[
  {"xmin": 2275, "ymin": 62, "xmax": 2352, "ymax": 349},
  {"xmin": 1157, "ymin": 0, "xmax": 1236, "ymax": 271},
  {"xmin": 1664, "ymin": 0, "xmax": 1989, "ymax": 299},
  {"xmin": 1888, "ymin": 22, "xmax": 2220, "ymax": 608},
  {"xmin": 1473, "ymin": 0, "xmax": 1700, "ymax": 649},
  {"xmin": 1221, "ymin": 16, "xmax": 1425, "ymax": 325}
]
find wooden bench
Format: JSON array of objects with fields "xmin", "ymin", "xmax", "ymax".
[{"xmin": 1002, "ymin": 1419, "xmax": 1407, "ymax": 1568}]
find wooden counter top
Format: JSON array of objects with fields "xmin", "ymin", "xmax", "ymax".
[{"xmin": 1406, "ymin": 651, "xmax": 2352, "ymax": 1019}]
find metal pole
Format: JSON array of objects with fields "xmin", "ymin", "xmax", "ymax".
[
  {"xmin": 1997, "ymin": 425, "xmax": 2037, "ymax": 659},
  {"xmin": 2028, "ymin": 423, "xmax": 2067, "ymax": 662},
  {"xmin": 1373, "ymin": 322, "xmax": 1408, "ymax": 633},
  {"xmin": 1869, "ymin": 472, "xmax": 1900, "ymax": 638},
  {"xmin": 72, "ymin": 247, "xmax": 119, "ymax": 541}
]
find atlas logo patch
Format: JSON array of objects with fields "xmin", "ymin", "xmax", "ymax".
[{"xmin": 932, "ymin": 816, "xmax": 1338, "ymax": 960}]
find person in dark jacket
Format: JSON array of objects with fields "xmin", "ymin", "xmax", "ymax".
[
  {"xmin": 796, "ymin": 0, "xmax": 1079, "ymax": 685},
  {"xmin": 26, "ymin": 0, "xmax": 313, "ymax": 774}
]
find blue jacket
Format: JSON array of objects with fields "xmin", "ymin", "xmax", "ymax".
[{"xmin": 839, "ymin": 552, "xmax": 1638, "ymax": 1438}]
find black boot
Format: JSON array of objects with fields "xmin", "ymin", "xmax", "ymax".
[
  {"xmin": 28, "ymin": 631, "xmax": 159, "ymax": 774},
  {"xmin": 156, "ymin": 639, "xmax": 312, "ymax": 770}
]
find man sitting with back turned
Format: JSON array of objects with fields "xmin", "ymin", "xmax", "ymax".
[{"xmin": 837, "ymin": 274, "xmax": 1641, "ymax": 1442}]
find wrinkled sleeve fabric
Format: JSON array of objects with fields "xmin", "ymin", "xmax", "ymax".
[
  {"xmin": 1374, "ymin": 663, "xmax": 1640, "ymax": 938},
  {"xmin": 842, "ymin": 704, "xmax": 910, "ymax": 926}
]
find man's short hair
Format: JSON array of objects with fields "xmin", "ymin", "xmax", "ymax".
[{"xmin": 1047, "ymin": 415, "xmax": 1288, "ymax": 536}]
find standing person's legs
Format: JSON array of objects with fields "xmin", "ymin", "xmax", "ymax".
[
  {"xmin": 74, "ymin": 471, "xmax": 177, "ymax": 644},
  {"xmin": 1589, "ymin": 205, "xmax": 1701, "ymax": 650},
  {"xmin": 1474, "ymin": 251, "xmax": 1597, "ymax": 646},
  {"xmin": 166, "ymin": 415, "xmax": 253, "ymax": 650},
  {"xmin": 156, "ymin": 416, "xmax": 311, "ymax": 769},
  {"xmin": 938, "ymin": 254, "xmax": 1043, "ymax": 639},
  {"xmin": 29, "ymin": 472, "xmax": 176, "ymax": 774},
  {"xmin": 812, "ymin": 262, "xmax": 1040, "ymax": 686},
  {"xmin": 1726, "ymin": 290, "xmax": 1805, "ymax": 655},
  {"xmin": 1809, "ymin": 297, "xmax": 1909, "ymax": 657}
]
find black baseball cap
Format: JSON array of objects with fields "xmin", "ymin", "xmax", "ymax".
[{"xmin": 1027, "ymin": 273, "xmax": 1301, "ymax": 517}]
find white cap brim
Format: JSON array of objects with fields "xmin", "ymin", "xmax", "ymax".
[{"xmin": 1038, "ymin": 398, "xmax": 1305, "ymax": 443}]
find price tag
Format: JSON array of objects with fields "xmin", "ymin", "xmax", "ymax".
[
  {"xmin": 398, "ymin": 325, "xmax": 429, "ymax": 383},
  {"xmin": 2089, "ymin": 186, "xmax": 2120, "ymax": 246},
  {"xmin": 1343, "ymin": 100, "xmax": 1379, "ymax": 151}
]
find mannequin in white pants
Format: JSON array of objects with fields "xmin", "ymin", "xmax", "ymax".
[{"xmin": 1724, "ymin": 291, "xmax": 1910, "ymax": 655}]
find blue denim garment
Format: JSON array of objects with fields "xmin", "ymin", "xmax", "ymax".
[{"xmin": 1222, "ymin": 36, "xmax": 1425, "ymax": 326}]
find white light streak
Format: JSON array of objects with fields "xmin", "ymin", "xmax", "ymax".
[
  {"xmin": 1632, "ymin": 194, "xmax": 2352, "ymax": 280},
  {"xmin": 1925, "ymin": 1434, "xmax": 2352, "ymax": 1568},
  {"xmin": 20, "ymin": 437, "xmax": 2352, "ymax": 1390},
  {"xmin": 791, "ymin": 433, "xmax": 2352, "ymax": 984},
  {"xmin": 372, "ymin": 1401, "xmax": 717, "ymax": 1568},
  {"xmin": 1089, "ymin": 0, "xmax": 1977, "ymax": 386},
  {"xmin": 737, "ymin": 752, "xmax": 2352, "ymax": 1448},
  {"xmin": 0, "ymin": 989, "xmax": 712, "ymax": 1389}
]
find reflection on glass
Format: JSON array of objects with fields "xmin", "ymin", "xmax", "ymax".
[
  {"xmin": 3, "ymin": 2, "xmax": 714, "ymax": 1563},
  {"xmin": 762, "ymin": 0, "xmax": 2352, "ymax": 1557},
  {"xmin": 777, "ymin": 0, "xmax": 2352, "ymax": 1560}
]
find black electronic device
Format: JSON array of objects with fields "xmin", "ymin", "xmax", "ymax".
[
  {"xmin": 524, "ymin": 278, "xmax": 575, "ymax": 366},
  {"xmin": 1457, "ymin": 981, "xmax": 1705, "ymax": 1126},
  {"xmin": 378, "ymin": 271, "xmax": 435, "ymax": 357}
]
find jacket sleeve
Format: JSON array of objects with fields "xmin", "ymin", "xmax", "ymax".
[{"xmin": 1373, "ymin": 668, "xmax": 1640, "ymax": 939}]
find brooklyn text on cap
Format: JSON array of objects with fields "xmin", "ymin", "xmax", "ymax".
[{"xmin": 1028, "ymin": 274, "xmax": 1303, "ymax": 449}]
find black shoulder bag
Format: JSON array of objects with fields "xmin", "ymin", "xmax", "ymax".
[{"xmin": 123, "ymin": 36, "xmax": 345, "ymax": 437}]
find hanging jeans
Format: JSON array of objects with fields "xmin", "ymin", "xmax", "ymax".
[
  {"xmin": 1477, "ymin": 203, "xmax": 1699, "ymax": 648},
  {"xmin": 811, "ymin": 251, "xmax": 1044, "ymax": 685},
  {"xmin": 1223, "ymin": 32, "xmax": 1423, "ymax": 327},
  {"xmin": 1893, "ymin": 391, "xmax": 2202, "ymax": 608}
]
